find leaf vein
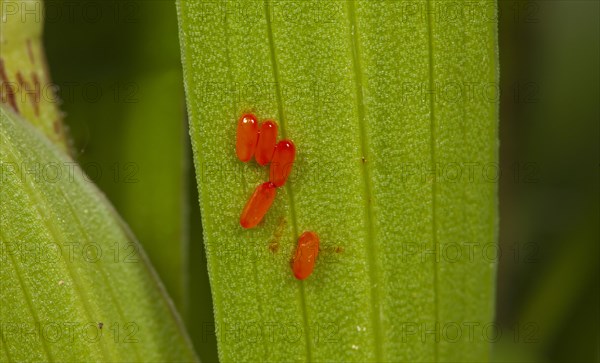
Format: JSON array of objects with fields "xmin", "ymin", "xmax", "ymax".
[
  {"xmin": 347, "ymin": 1, "xmax": 383, "ymax": 361},
  {"xmin": 263, "ymin": 1, "xmax": 311, "ymax": 361},
  {"xmin": 57, "ymin": 188, "xmax": 144, "ymax": 363},
  {"xmin": 1, "ymin": 230, "xmax": 54, "ymax": 361},
  {"xmin": 425, "ymin": 0, "xmax": 440, "ymax": 361},
  {"xmin": 2, "ymin": 145, "xmax": 112, "ymax": 362}
]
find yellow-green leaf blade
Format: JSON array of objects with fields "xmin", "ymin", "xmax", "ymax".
[
  {"xmin": 177, "ymin": 0, "xmax": 499, "ymax": 361},
  {"xmin": 0, "ymin": 105, "xmax": 198, "ymax": 362}
]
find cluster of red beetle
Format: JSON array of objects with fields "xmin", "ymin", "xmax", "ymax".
[{"xmin": 235, "ymin": 113, "xmax": 319, "ymax": 280}]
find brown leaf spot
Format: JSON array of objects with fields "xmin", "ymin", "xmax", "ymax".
[
  {"xmin": 31, "ymin": 72, "xmax": 41, "ymax": 116},
  {"xmin": 53, "ymin": 119, "xmax": 62, "ymax": 134},
  {"xmin": 15, "ymin": 71, "xmax": 40, "ymax": 117},
  {"xmin": 268, "ymin": 241, "xmax": 279, "ymax": 254},
  {"xmin": 26, "ymin": 39, "xmax": 35, "ymax": 64},
  {"xmin": 268, "ymin": 216, "xmax": 287, "ymax": 254},
  {"xmin": 0, "ymin": 58, "xmax": 19, "ymax": 113},
  {"xmin": 15, "ymin": 71, "xmax": 25, "ymax": 87}
]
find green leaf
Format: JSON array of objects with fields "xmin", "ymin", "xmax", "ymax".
[
  {"xmin": 0, "ymin": 105, "xmax": 198, "ymax": 362},
  {"xmin": 178, "ymin": 0, "xmax": 499, "ymax": 361},
  {"xmin": 0, "ymin": 0, "xmax": 69, "ymax": 153}
]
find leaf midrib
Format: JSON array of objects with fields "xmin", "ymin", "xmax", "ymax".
[
  {"xmin": 263, "ymin": 2, "xmax": 390, "ymax": 360},
  {"xmin": 263, "ymin": 1, "xmax": 311, "ymax": 360},
  {"xmin": 347, "ymin": 1, "xmax": 384, "ymax": 361},
  {"xmin": 425, "ymin": 0, "xmax": 440, "ymax": 361}
]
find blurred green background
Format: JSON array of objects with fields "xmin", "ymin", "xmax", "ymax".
[
  {"xmin": 42, "ymin": 0, "xmax": 598, "ymax": 362},
  {"xmin": 495, "ymin": 1, "xmax": 599, "ymax": 362}
]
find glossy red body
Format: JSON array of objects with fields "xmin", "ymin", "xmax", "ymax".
[
  {"xmin": 269, "ymin": 140, "xmax": 296, "ymax": 187},
  {"xmin": 292, "ymin": 231, "xmax": 320, "ymax": 280},
  {"xmin": 255, "ymin": 120, "xmax": 278, "ymax": 166},
  {"xmin": 240, "ymin": 182, "xmax": 277, "ymax": 229},
  {"xmin": 235, "ymin": 113, "xmax": 258, "ymax": 162}
]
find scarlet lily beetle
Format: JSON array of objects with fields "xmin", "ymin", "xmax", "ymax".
[
  {"xmin": 240, "ymin": 182, "xmax": 277, "ymax": 229},
  {"xmin": 292, "ymin": 231, "xmax": 320, "ymax": 280},
  {"xmin": 255, "ymin": 120, "xmax": 278, "ymax": 166},
  {"xmin": 270, "ymin": 140, "xmax": 296, "ymax": 187},
  {"xmin": 236, "ymin": 113, "xmax": 258, "ymax": 162}
]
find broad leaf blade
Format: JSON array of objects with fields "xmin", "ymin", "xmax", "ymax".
[
  {"xmin": 178, "ymin": 0, "xmax": 499, "ymax": 361},
  {"xmin": 0, "ymin": 106, "xmax": 198, "ymax": 362}
]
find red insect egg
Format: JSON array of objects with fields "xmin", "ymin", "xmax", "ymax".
[
  {"xmin": 255, "ymin": 120, "xmax": 278, "ymax": 166},
  {"xmin": 292, "ymin": 231, "xmax": 320, "ymax": 280},
  {"xmin": 236, "ymin": 113, "xmax": 258, "ymax": 162},
  {"xmin": 269, "ymin": 140, "xmax": 296, "ymax": 187},
  {"xmin": 240, "ymin": 182, "xmax": 277, "ymax": 229}
]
